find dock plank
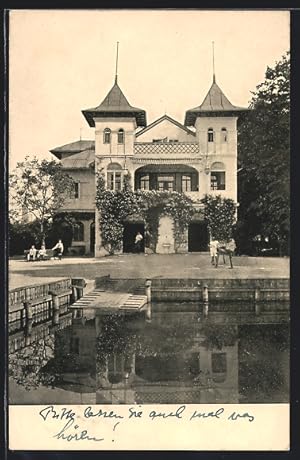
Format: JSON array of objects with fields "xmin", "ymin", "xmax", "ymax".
[{"xmin": 70, "ymin": 290, "xmax": 148, "ymax": 312}]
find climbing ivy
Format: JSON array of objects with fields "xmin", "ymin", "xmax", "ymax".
[
  {"xmin": 201, "ymin": 194, "xmax": 236, "ymax": 242},
  {"xmin": 95, "ymin": 174, "xmax": 195, "ymax": 254}
]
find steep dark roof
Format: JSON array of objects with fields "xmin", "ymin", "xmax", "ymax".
[
  {"xmin": 50, "ymin": 140, "xmax": 95, "ymax": 159},
  {"xmin": 136, "ymin": 114, "xmax": 196, "ymax": 138},
  {"xmin": 82, "ymin": 81, "xmax": 146, "ymax": 127},
  {"xmin": 185, "ymin": 80, "xmax": 249, "ymax": 126}
]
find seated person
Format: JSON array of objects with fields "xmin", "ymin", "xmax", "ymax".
[
  {"xmin": 52, "ymin": 239, "xmax": 64, "ymax": 260},
  {"xmin": 27, "ymin": 245, "xmax": 37, "ymax": 261},
  {"xmin": 37, "ymin": 244, "xmax": 47, "ymax": 260}
]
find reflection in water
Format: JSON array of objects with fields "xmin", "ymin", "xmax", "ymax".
[{"xmin": 9, "ymin": 304, "xmax": 289, "ymax": 405}]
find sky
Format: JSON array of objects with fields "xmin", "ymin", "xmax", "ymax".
[{"xmin": 9, "ymin": 9, "xmax": 290, "ymax": 169}]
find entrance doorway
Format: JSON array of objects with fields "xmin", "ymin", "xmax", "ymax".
[
  {"xmin": 90, "ymin": 222, "xmax": 95, "ymax": 255},
  {"xmin": 123, "ymin": 223, "xmax": 145, "ymax": 253},
  {"xmin": 188, "ymin": 222, "xmax": 209, "ymax": 252}
]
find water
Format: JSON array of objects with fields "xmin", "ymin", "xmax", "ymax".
[{"xmin": 9, "ymin": 304, "xmax": 289, "ymax": 405}]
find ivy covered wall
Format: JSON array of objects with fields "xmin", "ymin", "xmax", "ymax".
[
  {"xmin": 95, "ymin": 173, "xmax": 195, "ymax": 254},
  {"xmin": 95, "ymin": 173, "xmax": 236, "ymax": 254}
]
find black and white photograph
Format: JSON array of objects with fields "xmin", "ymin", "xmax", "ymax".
[{"xmin": 7, "ymin": 9, "xmax": 290, "ymax": 450}]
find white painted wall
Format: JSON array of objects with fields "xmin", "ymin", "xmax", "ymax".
[
  {"xmin": 94, "ymin": 117, "xmax": 136, "ymax": 156},
  {"xmin": 195, "ymin": 116, "xmax": 238, "ymax": 156},
  {"xmin": 156, "ymin": 216, "xmax": 175, "ymax": 254},
  {"xmin": 136, "ymin": 118, "xmax": 196, "ymax": 143},
  {"xmin": 62, "ymin": 169, "xmax": 95, "ymax": 212}
]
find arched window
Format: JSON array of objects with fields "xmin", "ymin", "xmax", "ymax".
[
  {"xmin": 73, "ymin": 222, "xmax": 84, "ymax": 242},
  {"xmin": 103, "ymin": 128, "xmax": 111, "ymax": 144},
  {"xmin": 117, "ymin": 128, "xmax": 124, "ymax": 144},
  {"xmin": 221, "ymin": 127, "xmax": 228, "ymax": 142},
  {"xmin": 208, "ymin": 128, "xmax": 214, "ymax": 143},
  {"xmin": 210, "ymin": 162, "xmax": 226, "ymax": 190},
  {"xmin": 107, "ymin": 162, "xmax": 122, "ymax": 191}
]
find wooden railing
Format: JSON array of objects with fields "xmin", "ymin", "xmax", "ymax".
[{"xmin": 8, "ymin": 278, "xmax": 86, "ymax": 334}]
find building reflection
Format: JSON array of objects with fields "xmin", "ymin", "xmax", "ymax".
[
  {"xmin": 95, "ymin": 312, "xmax": 239, "ymax": 404},
  {"xmin": 9, "ymin": 305, "xmax": 289, "ymax": 405}
]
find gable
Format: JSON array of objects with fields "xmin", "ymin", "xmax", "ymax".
[{"xmin": 136, "ymin": 115, "xmax": 196, "ymax": 143}]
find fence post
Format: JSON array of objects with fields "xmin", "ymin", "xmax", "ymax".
[
  {"xmin": 255, "ymin": 302, "xmax": 261, "ymax": 315},
  {"xmin": 203, "ymin": 284, "xmax": 209, "ymax": 303},
  {"xmin": 51, "ymin": 293, "xmax": 60, "ymax": 311},
  {"xmin": 255, "ymin": 288, "xmax": 261, "ymax": 303},
  {"xmin": 145, "ymin": 303, "xmax": 152, "ymax": 321},
  {"xmin": 145, "ymin": 280, "xmax": 152, "ymax": 303},
  {"xmin": 202, "ymin": 284, "xmax": 209, "ymax": 316},
  {"xmin": 24, "ymin": 301, "xmax": 33, "ymax": 321},
  {"xmin": 25, "ymin": 318, "xmax": 33, "ymax": 337},
  {"xmin": 71, "ymin": 286, "xmax": 78, "ymax": 303},
  {"xmin": 52, "ymin": 310, "xmax": 59, "ymax": 325}
]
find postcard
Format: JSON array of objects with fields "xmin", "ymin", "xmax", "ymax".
[{"xmin": 7, "ymin": 9, "xmax": 290, "ymax": 452}]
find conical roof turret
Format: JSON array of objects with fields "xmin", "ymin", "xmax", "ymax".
[
  {"xmin": 185, "ymin": 79, "xmax": 248, "ymax": 126},
  {"xmin": 82, "ymin": 80, "xmax": 146, "ymax": 127}
]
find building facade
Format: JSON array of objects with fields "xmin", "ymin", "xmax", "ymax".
[{"xmin": 50, "ymin": 74, "xmax": 247, "ymax": 256}]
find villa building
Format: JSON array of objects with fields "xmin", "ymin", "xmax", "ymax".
[{"xmin": 50, "ymin": 71, "xmax": 247, "ymax": 256}]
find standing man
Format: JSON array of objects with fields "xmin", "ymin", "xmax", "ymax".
[
  {"xmin": 134, "ymin": 232, "xmax": 143, "ymax": 253},
  {"xmin": 226, "ymin": 238, "xmax": 236, "ymax": 269},
  {"xmin": 209, "ymin": 239, "xmax": 219, "ymax": 266}
]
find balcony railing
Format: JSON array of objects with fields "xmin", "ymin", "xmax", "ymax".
[{"xmin": 134, "ymin": 142, "xmax": 199, "ymax": 156}]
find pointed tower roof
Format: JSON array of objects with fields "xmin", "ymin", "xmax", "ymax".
[
  {"xmin": 185, "ymin": 80, "xmax": 249, "ymax": 126},
  {"xmin": 82, "ymin": 80, "xmax": 147, "ymax": 127}
]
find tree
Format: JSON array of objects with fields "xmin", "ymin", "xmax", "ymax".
[
  {"xmin": 9, "ymin": 157, "xmax": 74, "ymax": 245},
  {"xmin": 201, "ymin": 194, "xmax": 236, "ymax": 241},
  {"xmin": 238, "ymin": 52, "xmax": 290, "ymax": 255}
]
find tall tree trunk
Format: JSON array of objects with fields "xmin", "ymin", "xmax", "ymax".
[{"xmin": 40, "ymin": 221, "xmax": 45, "ymax": 247}]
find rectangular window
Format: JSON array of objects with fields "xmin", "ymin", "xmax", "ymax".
[
  {"xmin": 115, "ymin": 172, "xmax": 122, "ymax": 191},
  {"xmin": 107, "ymin": 172, "xmax": 122, "ymax": 191},
  {"xmin": 182, "ymin": 175, "xmax": 192, "ymax": 192},
  {"xmin": 158, "ymin": 175, "xmax": 174, "ymax": 191},
  {"xmin": 211, "ymin": 172, "xmax": 225, "ymax": 190},
  {"xmin": 140, "ymin": 175, "xmax": 150, "ymax": 190},
  {"xmin": 208, "ymin": 130, "xmax": 214, "ymax": 143},
  {"xmin": 107, "ymin": 172, "xmax": 114, "ymax": 190},
  {"xmin": 71, "ymin": 182, "xmax": 80, "ymax": 199}
]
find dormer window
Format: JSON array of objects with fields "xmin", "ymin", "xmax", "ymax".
[
  {"xmin": 118, "ymin": 129, "xmax": 124, "ymax": 144},
  {"xmin": 104, "ymin": 128, "xmax": 111, "ymax": 144},
  {"xmin": 221, "ymin": 127, "xmax": 228, "ymax": 142},
  {"xmin": 208, "ymin": 128, "xmax": 214, "ymax": 143}
]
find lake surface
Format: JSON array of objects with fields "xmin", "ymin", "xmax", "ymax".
[{"xmin": 9, "ymin": 303, "xmax": 289, "ymax": 405}]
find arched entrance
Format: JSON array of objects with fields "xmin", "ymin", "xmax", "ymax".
[
  {"xmin": 188, "ymin": 221, "xmax": 209, "ymax": 252},
  {"xmin": 123, "ymin": 221, "xmax": 145, "ymax": 253}
]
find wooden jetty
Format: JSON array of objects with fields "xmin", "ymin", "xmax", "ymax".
[{"xmin": 69, "ymin": 289, "xmax": 148, "ymax": 313}]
